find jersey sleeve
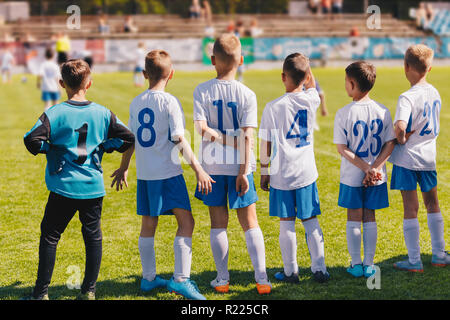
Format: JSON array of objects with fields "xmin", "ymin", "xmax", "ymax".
[
  {"xmin": 258, "ymin": 105, "xmax": 273, "ymax": 142},
  {"xmin": 394, "ymin": 95, "xmax": 412, "ymax": 124},
  {"xmin": 102, "ymin": 110, "xmax": 135, "ymax": 153},
  {"xmin": 168, "ymin": 96, "xmax": 186, "ymax": 140},
  {"xmin": 24, "ymin": 113, "xmax": 51, "ymax": 155},
  {"xmin": 333, "ymin": 111, "xmax": 347, "ymax": 145},
  {"xmin": 193, "ymin": 86, "xmax": 207, "ymax": 121},
  {"xmin": 240, "ymin": 92, "xmax": 258, "ymax": 128}
]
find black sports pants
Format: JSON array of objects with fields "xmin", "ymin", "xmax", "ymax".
[{"xmin": 32, "ymin": 192, "xmax": 103, "ymax": 299}]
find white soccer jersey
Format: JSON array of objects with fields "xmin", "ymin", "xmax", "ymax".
[
  {"xmin": 193, "ymin": 79, "xmax": 258, "ymax": 176},
  {"xmin": 1, "ymin": 51, "xmax": 13, "ymax": 69},
  {"xmin": 334, "ymin": 99, "xmax": 395, "ymax": 187},
  {"xmin": 389, "ymin": 83, "xmax": 441, "ymax": 171},
  {"xmin": 129, "ymin": 90, "xmax": 185, "ymax": 180},
  {"xmin": 135, "ymin": 47, "xmax": 146, "ymax": 70},
  {"xmin": 39, "ymin": 60, "xmax": 60, "ymax": 92},
  {"xmin": 259, "ymin": 89, "xmax": 321, "ymax": 190}
]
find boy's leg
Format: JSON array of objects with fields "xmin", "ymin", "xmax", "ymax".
[
  {"xmin": 422, "ymin": 187, "xmax": 446, "ymax": 260},
  {"xmin": 172, "ymin": 208, "xmax": 195, "ymax": 282},
  {"xmin": 347, "ymin": 209, "xmax": 363, "ymax": 267},
  {"xmin": 33, "ymin": 192, "xmax": 77, "ymax": 299},
  {"xmin": 302, "ymin": 216, "xmax": 327, "ymax": 274},
  {"xmin": 139, "ymin": 216, "xmax": 158, "ymax": 282},
  {"xmin": 279, "ymin": 217, "xmax": 298, "ymax": 277},
  {"xmin": 78, "ymin": 197, "xmax": 103, "ymax": 295},
  {"xmin": 209, "ymin": 206, "xmax": 230, "ymax": 283},
  {"xmin": 237, "ymin": 204, "xmax": 268, "ymax": 283},
  {"xmin": 401, "ymin": 190, "xmax": 422, "ymax": 265},
  {"xmin": 362, "ymin": 209, "xmax": 377, "ymax": 267}
]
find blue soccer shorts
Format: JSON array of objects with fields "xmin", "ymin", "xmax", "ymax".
[
  {"xmin": 269, "ymin": 181, "xmax": 321, "ymax": 220},
  {"xmin": 42, "ymin": 91, "xmax": 60, "ymax": 102},
  {"xmin": 137, "ymin": 174, "xmax": 191, "ymax": 216},
  {"xmin": 194, "ymin": 173, "xmax": 258, "ymax": 209},
  {"xmin": 390, "ymin": 165, "xmax": 437, "ymax": 193},
  {"xmin": 338, "ymin": 182, "xmax": 389, "ymax": 210}
]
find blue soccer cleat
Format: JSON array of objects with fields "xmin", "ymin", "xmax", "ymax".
[
  {"xmin": 274, "ymin": 271, "xmax": 300, "ymax": 283},
  {"xmin": 431, "ymin": 251, "xmax": 450, "ymax": 267},
  {"xmin": 141, "ymin": 276, "xmax": 168, "ymax": 292},
  {"xmin": 363, "ymin": 265, "xmax": 378, "ymax": 278},
  {"xmin": 347, "ymin": 264, "xmax": 364, "ymax": 278},
  {"xmin": 167, "ymin": 277, "xmax": 206, "ymax": 300},
  {"xmin": 393, "ymin": 259, "xmax": 424, "ymax": 273}
]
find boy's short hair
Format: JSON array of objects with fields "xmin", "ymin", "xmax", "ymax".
[
  {"xmin": 345, "ymin": 61, "xmax": 376, "ymax": 93},
  {"xmin": 405, "ymin": 44, "xmax": 434, "ymax": 74},
  {"xmin": 213, "ymin": 33, "xmax": 242, "ymax": 67},
  {"xmin": 283, "ymin": 53, "xmax": 310, "ymax": 86},
  {"xmin": 45, "ymin": 48, "xmax": 54, "ymax": 59},
  {"xmin": 145, "ymin": 50, "xmax": 172, "ymax": 82},
  {"xmin": 61, "ymin": 59, "xmax": 91, "ymax": 90}
]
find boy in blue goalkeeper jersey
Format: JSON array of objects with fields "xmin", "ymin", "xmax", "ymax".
[{"xmin": 23, "ymin": 59, "xmax": 135, "ymax": 300}]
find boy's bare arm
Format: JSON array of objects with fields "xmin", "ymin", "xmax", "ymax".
[
  {"xmin": 260, "ymin": 139, "xmax": 271, "ymax": 192},
  {"xmin": 194, "ymin": 120, "xmax": 238, "ymax": 148},
  {"xmin": 371, "ymin": 140, "xmax": 396, "ymax": 171},
  {"xmin": 304, "ymin": 67, "xmax": 316, "ymax": 90},
  {"xmin": 236, "ymin": 127, "xmax": 254, "ymax": 196},
  {"xmin": 336, "ymin": 144, "xmax": 371, "ymax": 174}
]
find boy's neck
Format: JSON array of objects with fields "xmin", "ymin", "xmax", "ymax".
[
  {"xmin": 409, "ymin": 74, "xmax": 428, "ymax": 87},
  {"xmin": 352, "ymin": 91, "xmax": 371, "ymax": 102},
  {"xmin": 216, "ymin": 68, "xmax": 237, "ymax": 81},
  {"xmin": 67, "ymin": 90, "xmax": 88, "ymax": 102},
  {"xmin": 149, "ymin": 80, "xmax": 167, "ymax": 91}
]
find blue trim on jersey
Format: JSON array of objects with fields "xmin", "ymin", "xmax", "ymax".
[
  {"xmin": 390, "ymin": 165, "xmax": 437, "ymax": 193},
  {"xmin": 406, "ymin": 114, "xmax": 412, "ymax": 133},
  {"xmin": 41, "ymin": 91, "xmax": 61, "ymax": 102},
  {"xmin": 338, "ymin": 183, "xmax": 389, "ymax": 210},
  {"xmin": 269, "ymin": 182, "xmax": 321, "ymax": 220},
  {"xmin": 137, "ymin": 175, "xmax": 191, "ymax": 216},
  {"xmin": 194, "ymin": 173, "xmax": 258, "ymax": 209}
]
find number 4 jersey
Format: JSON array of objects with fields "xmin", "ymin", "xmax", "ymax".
[
  {"xmin": 259, "ymin": 88, "xmax": 321, "ymax": 190},
  {"xmin": 24, "ymin": 100, "xmax": 135, "ymax": 199},
  {"xmin": 333, "ymin": 99, "xmax": 395, "ymax": 187},
  {"xmin": 128, "ymin": 90, "xmax": 186, "ymax": 180},
  {"xmin": 389, "ymin": 83, "xmax": 441, "ymax": 171}
]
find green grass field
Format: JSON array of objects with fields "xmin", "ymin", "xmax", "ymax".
[{"xmin": 0, "ymin": 66, "xmax": 449, "ymax": 300}]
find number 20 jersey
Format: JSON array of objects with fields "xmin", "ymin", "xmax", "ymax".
[
  {"xmin": 389, "ymin": 83, "xmax": 441, "ymax": 171},
  {"xmin": 193, "ymin": 79, "xmax": 258, "ymax": 176},
  {"xmin": 333, "ymin": 99, "xmax": 395, "ymax": 187}
]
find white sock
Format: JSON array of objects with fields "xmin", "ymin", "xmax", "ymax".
[
  {"xmin": 404, "ymin": 218, "xmax": 421, "ymax": 264},
  {"xmin": 303, "ymin": 218, "xmax": 327, "ymax": 273},
  {"xmin": 279, "ymin": 220, "xmax": 298, "ymax": 276},
  {"xmin": 362, "ymin": 222, "xmax": 377, "ymax": 266},
  {"xmin": 173, "ymin": 236, "xmax": 192, "ymax": 282},
  {"xmin": 138, "ymin": 237, "xmax": 156, "ymax": 281},
  {"xmin": 427, "ymin": 212, "xmax": 446, "ymax": 259},
  {"xmin": 346, "ymin": 221, "xmax": 362, "ymax": 266},
  {"xmin": 245, "ymin": 227, "xmax": 268, "ymax": 282},
  {"xmin": 210, "ymin": 228, "xmax": 229, "ymax": 281}
]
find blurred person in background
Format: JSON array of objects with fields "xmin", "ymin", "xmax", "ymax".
[
  {"xmin": 322, "ymin": 0, "xmax": 332, "ymax": 15},
  {"xmin": 1, "ymin": 46, "xmax": 15, "ymax": 83},
  {"xmin": 55, "ymin": 32, "xmax": 71, "ymax": 65},
  {"xmin": 308, "ymin": 0, "xmax": 320, "ymax": 14},
  {"xmin": 190, "ymin": 0, "xmax": 202, "ymax": 19},
  {"xmin": 124, "ymin": 15, "xmax": 138, "ymax": 33},
  {"xmin": 201, "ymin": 1, "xmax": 213, "ymax": 23},
  {"xmin": 37, "ymin": 48, "xmax": 61, "ymax": 110},
  {"xmin": 98, "ymin": 14, "xmax": 111, "ymax": 34},
  {"xmin": 226, "ymin": 20, "xmax": 235, "ymax": 33},
  {"xmin": 133, "ymin": 41, "xmax": 146, "ymax": 87},
  {"xmin": 249, "ymin": 18, "xmax": 263, "ymax": 38},
  {"xmin": 332, "ymin": 0, "xmax": 343, "ymax": 14}
]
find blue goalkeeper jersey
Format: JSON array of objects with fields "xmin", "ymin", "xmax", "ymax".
[{"xmin": 24, "ymin": 100, "xmax": 135, "ymax": 199}]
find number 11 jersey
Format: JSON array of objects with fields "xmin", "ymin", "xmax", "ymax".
[{"xmin": 333, "ymin": 99, "xmax": 395, "ymax": 187}]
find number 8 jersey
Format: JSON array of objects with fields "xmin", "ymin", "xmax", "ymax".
[
  {"xmin": 389, "ymin": 83, "xmax": 441, "ymax": 171},
  {"xmin": 333, "ymin": 99, "xmax": 395, "ymax": 187}
]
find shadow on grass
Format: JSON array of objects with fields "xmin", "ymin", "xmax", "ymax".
[{"xmin": 1, "ymin": 254, "xmax": 449, "ymax": 300}]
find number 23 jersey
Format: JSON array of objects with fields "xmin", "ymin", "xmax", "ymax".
[
  {"xmin": 389, "ymin": 83, "xmax": 441, "ymax": 171},
  {"xmin": 193, "ymin": 79, "xmax": 258, "ymax": 176},
  {"xmin": 129, "ymin": 90, "xmax": 186, "ymax": 181},
  {"xmin": 333, "ymin": 99, "xmax": 395, "ymax": 187}
]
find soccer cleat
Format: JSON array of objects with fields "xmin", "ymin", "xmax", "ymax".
[
  {"xmin": 140, "ymin": 276, "xmax": 168, "ymax": 292},
  {"xmin": 256, "ymin": 279, "xmax": 272, "ymax": 295},
  {"xmin": 363, "ymin": 265, "xmax": 378, "ymax": 278},
  {"xmin": 312, "ymin": 270, "xmax": 330, "ymax": 283},
  {"xmin": 20, "ymin": 294, "xmax": 49, "ymax": 300},
  {"xmin": 76, "ymin": 291, "xmax": 95, "ymax": 300},
  {"xmin": 393, "ymin": 259, "xmax": 424, "ymax": 273},
  {"xmin": 167, "ymin": 277, "xmax": 206, "ymax": 300},
  {"xmin": 431, "ymin": 252, "xmax": 450, "ymax": 267},
  {"xmin": 347, "ymin": 263, "xmax": 364, "ymax": 278},
  {"xmin": 210, "ymin": 277, "xmax": 230, "ymax": 293},
  {"xmin": 274, "ymin": 271, "xmax": 300, "ymax": 283}
]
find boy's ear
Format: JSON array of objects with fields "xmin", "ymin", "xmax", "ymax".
[
  {"xmin": 281, "ymin": 72, "xmax": 286, "ymax": 82},
  {"xmin": 142, "ymin": 70, "xmax": 149, "ymax": 79},
  {"xmin": 85, "ymin": 79, "xmax": 92, "ymax": 90},
  {"xmin": 59, "ymin": 79, "xmax": 66, "ymax": 88},
  {"xmin": 168, "ymin": 69, "xmax": 174, "ymax": 80},
  {"xmin": 239, "ymin": 55, "xmax": 244, "ymax": 66},
  {"xmin": 211, "ymin": 55, "xmax": 216, "ymax": 66}
]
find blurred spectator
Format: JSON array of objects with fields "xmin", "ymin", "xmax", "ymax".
[
  {"xmin": 55, "ymin": 32, "xmax": 71, "ymax": 65},
  {"xmin": 124, "ymin": 15, "xmax": 138, "ymax": 33},
  {"xmin": 98, "ymin": 14, "xmax": 110, "ymax": 34},
  {"xmin": 350, "ymin": 26, "xmax": 360, "ymax": 37},
  {"xmin": 204, "ymin": 22, "xmax": 215, "ymax": 38},
  {"xmin": 2, "ymin": 32, "xmax": 14, "ymax": 43},
  {"xmin": 133, "ymin": 42, "xmax": 146, "ymax": 87},
  {"xmin": 322, "ymin": 0, "xmax": 332, "ymax": 14},
  {"xmin": 189, "ymin": 0, "xmax": 202, "ymax": 19},
  {"xmin": 1, "ymin": 47, "xmax": 15, "ymax": 83},
  {"xmin": 308, "ymin": 0, "xmax": 320, "ymax": 14},
  {"xmin": 426, "ymin": 3, "xmax": 435, "ymax": 22},
  {"xmin": 249, "ymin": 18, "xmax": 263, "ymax": 38},
  {"xmin": 226, "ymin": 20, "xmax": 235, "ymax": 33},
  {"xmin": 235, "ymin": 19, "xmax": 245, "ymax": 37},
  {"xmin": 201, "ymin": 1, "xmax": 212, "ymax": 23},
  {"xmin": 332, "ymin": 0, "xmax": 343, "ymax": 14}
]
